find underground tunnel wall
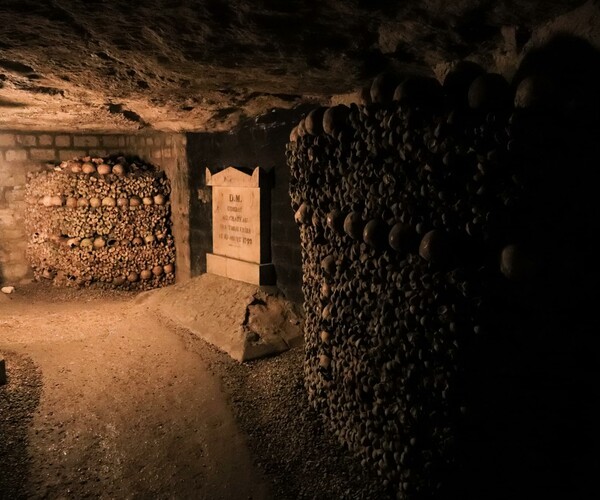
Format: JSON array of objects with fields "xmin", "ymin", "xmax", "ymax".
[
  {"xmin": 0, "ymin": 131, "xmax": 189, "ymax": 286},
  {"xmin": 187, "ymin": 118, "xmax": 304, "ymax": 304},
  {"xmin": 287, "ymin": 39, "xmax": 600, "ymax": 498}
]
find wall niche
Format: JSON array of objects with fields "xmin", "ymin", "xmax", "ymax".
[{"xmin": 25, "ymin": 154, "xmax": 175, "ymax": 289}]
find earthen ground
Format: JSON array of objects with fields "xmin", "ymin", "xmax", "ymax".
[
  {"xmin": 0, "ymin": 283, "xmax": 271, "ymax": 499},
  {"xmin": 0, "ymin": 282, "xmax": 384, "ymax": 500}
]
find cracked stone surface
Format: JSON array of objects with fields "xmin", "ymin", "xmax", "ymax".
[
  {"xmin": 136, "ymin": 273, "xmax": 303, "ymax": 361},
  {"xmin": 0, "ymin": 0, "xmax": 592, "ymax": 132}
]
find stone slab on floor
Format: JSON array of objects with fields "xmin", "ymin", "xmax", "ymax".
[{"xmin": 135, "ymin": 273, "xmax": 303, "ymax": 362}]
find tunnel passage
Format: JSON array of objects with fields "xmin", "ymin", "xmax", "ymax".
[{"xmin": 288, "ymin": 35, "xmax": 600, "ymax": 500}]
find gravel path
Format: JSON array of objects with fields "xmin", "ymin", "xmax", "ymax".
[
  {"xmin": 1, "ymin": 283, "xmax": 386, "ymax": 500},
  {"xmin": 176, "ymin": 328, "xmax": 388, "ymax": 500}
]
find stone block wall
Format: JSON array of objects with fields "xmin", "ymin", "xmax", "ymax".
[{"xmin": 0, "ymin": 131, "xmax": 189, "ymax": 286}]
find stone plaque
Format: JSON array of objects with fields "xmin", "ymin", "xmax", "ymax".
[
  {"xmin": 212, "ymin": 186, "xmax": 261, "ymax": 262},
  {"xmin": 206, "ymin": 167, "xmax": 274, "ymax": 285}
]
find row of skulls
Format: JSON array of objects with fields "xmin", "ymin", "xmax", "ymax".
[{"xmin": 284, "ymin": 57, "xmax": 591, "ymax": 498}]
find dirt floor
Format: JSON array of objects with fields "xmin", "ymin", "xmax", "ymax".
[{"xmin": 0, "ymin": 283, "xmax": 385, "ymax": 500}]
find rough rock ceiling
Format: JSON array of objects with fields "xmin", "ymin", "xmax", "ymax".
[{"xmin": 0, "ymin": 0, "xmax": 592, "ymax": 132}]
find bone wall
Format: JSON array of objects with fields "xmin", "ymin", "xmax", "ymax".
[
  {"xmin": 287, "ymin": 46, "xmax": 600, "ymax": 498},
  {"xmin": 0, "ymin": 131, "xmax": 189, "ymax": 286}
]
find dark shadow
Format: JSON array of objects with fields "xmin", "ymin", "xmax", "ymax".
[
  {"xmin": 0, "ymin": 351, "xmax": 43, "ymax": 498},
  {"xmin": 512, "ymin": 33, "xmax": 600, "ymax": 126},
  {"xmin": 460, "ymin": 34, "xmax": 600, "ymax": 500},
  {"xmin": 0, "ymin": 98, "xmax": 28, "ymax": 108}
]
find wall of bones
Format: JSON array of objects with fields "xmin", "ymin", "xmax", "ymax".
[
  {"xmin": 25, "ymin": 156, "xmax": 175, "ymax": 289},
  {"xmin": 287, "ymin": 38, "xmax": 600, "ymax": 499},
  {"xmin": 0, "ymin": 131, "xmax": 188, "ymax": 287}
]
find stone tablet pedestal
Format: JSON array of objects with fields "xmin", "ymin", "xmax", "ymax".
[{"xmin": 206, "ymin": 166, "xmax": 275, "ymax": 285}]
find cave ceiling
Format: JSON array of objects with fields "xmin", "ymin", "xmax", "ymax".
[{"xmin": 0, "ymin": 0, "xmax": 594, "ymax": 132}]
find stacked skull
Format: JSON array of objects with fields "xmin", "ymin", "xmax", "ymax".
[
  {"xmin": 25, "ymin": 155, "xmax": 175, "ymax": 290},
  {"xmin": 285, "ymin": 62, "xmax": 579, "ymax": 498}
]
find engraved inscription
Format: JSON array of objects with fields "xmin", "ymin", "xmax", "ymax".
[{"xmin": 212, "ymin": 186, "xmax": 261, "ymax": 263}]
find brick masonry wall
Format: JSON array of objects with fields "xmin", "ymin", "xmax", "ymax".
[
  {"xmin": 187, "ymin": 110, "xmax": 307, "ymax": 304},
  {"xmin": 0, "ymin": 131, "xmax": 190, "ymax": 285}
]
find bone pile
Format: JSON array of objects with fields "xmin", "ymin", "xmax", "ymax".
[
  {"xmin": 25, "ymin": 155, "xmax": 175, "ymax": 290},
  {"xmin": 287, "ymin": 60, "xmax": 596, "ymax": 498}
]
